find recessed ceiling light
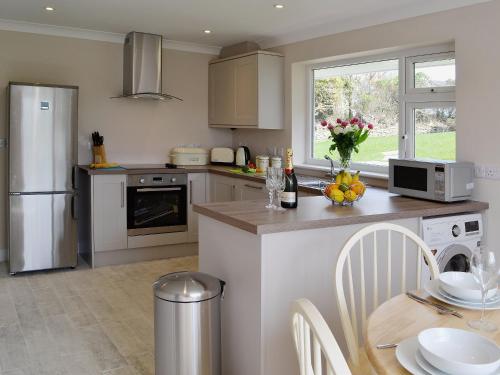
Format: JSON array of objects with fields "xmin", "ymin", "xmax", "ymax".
[
  {"xmin": 203, "ymin": 30, "xmax": 212, "ymax": 34},
  {"xmin": 44, "ymin": 6, "xmax": 55, "ymax": 11},
  {"xmin": 274, "ymin": 4, "xmax": 285, "ymax": 9}
]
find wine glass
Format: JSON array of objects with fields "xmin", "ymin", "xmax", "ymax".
[
  {"xmin": 273, "ymin": 167, "xmax": 286, "ymax": 211},
  {"xmin": 265, "ymin": 167, "xmax": 276, "ymax": 209},
  {"xmin": 468, "ymin": 249, "xmax": 498, "ymax": 332}
]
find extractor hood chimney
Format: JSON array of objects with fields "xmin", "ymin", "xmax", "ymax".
[{"xmin": 112, "ymin": 31, "xmax": 182, "ymax": 101}]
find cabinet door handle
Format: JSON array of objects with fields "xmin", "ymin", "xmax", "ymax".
[
  {"xmin": 121, "ymin": 181, "xmax": 125, "ymax": 208},
  {"xmin": 136, "ymin": 187, "xmax": 182, "ymax": 192},
  {"xmin": 189, "ymin": 180, "xmax": 193, "ymax": 204},
  {"xmin": 244, "ymin": 184, "xmax": 263, "ymax": 190}
]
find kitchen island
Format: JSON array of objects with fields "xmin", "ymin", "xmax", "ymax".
[{"xmin": 193, "ymin": 190, "xmax": 488, "ymax": 375}]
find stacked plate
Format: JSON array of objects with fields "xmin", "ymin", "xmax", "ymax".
[
  {"xmin": 423, "ymin": 272, "xmax": 500, "ymax": 310},
  {"xmin": 396, "ymin": 328, "xmax": 500, "ymax": 375}
]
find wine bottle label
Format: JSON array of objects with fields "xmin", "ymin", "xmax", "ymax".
[{"xmin": 280, "ymin": 191, "xmax": 296, "ymax": 203}]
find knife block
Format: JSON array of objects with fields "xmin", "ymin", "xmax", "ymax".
[{"xmin": 92, "ymin": 145, "xmax": 107, "ymax": 164}]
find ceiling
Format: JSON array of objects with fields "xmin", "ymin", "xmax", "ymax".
[{"xmin": 0, "ymin": 0, "xmax": 491, "ymax": 49}]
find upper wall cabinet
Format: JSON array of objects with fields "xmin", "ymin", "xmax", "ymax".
[{"xmin": 209, "ymin": 51, "xmax": 284, "ymax": 129}]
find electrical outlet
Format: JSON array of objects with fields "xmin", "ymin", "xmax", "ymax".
[
  {"xmin": 475, "ymin": 164, "xmax": 500, "ymax": 180},
  {"xmin": 0, "ymin": 138, "xmax": 7, "ymax": 149},
  {"xmin": 475, "ymin": 165, "xmax": 486, "ymax": 178},
  {"xmin": 486, "ymin": 167, "xmax": 498, "ymax": 179}
]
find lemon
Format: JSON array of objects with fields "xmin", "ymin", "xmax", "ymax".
[
  {"xmin": 329, "ymin": 189, "xmax": 345, "ymax": 203},
  {"xmin": 344, "ymin": 190, "xmax": 358, "ymax": 202}
]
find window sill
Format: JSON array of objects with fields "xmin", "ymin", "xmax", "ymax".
[
  {"xmin": 295, "ymin": 163, "xmax": 389, "ymax": 188},
  {"xmin": 295, "ymin": 163, "xmax": 388, "ymax": 179}
]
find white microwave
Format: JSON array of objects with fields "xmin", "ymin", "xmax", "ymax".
[{"xmin": 388, "ymin": 159, "xmax": 474, "ymax": 202}]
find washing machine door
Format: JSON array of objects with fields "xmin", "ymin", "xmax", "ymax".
[{"xmin": 436, "ymin": 244, "xmax": 472, "ymax": 273}]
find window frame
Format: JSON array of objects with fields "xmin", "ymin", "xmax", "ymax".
[
  {"xmin": 305, "ymin": 44, "xmax": 455, "ymax": 174},
  {"xmin": 406, "ymin": 52, "xmax": 456, "ymax": 95},
  {"xmin": 405, "ymin": 101, "xmax": 457, "ymax": 160}
]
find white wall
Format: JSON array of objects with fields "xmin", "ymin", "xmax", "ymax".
[
  {"xmin": 233, "ymin": 0, "xmax": 500, "ymax": 249},
  {"xmin": 0, "ymin": 29, "xmax": 233, "ymax": 258}
]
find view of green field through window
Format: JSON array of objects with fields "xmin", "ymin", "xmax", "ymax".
[{"xmin": 312, "ymin": 58, "xmax": 456, "ymax": 164}]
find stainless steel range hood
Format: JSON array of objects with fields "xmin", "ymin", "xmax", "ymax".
[{"xmin": 112, "ymin": 31, "xmax": 182, "ymax": 101}]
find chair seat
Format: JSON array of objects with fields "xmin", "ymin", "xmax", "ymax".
[{"xmin": 348, "ymin": 346, "xmax": 376, "ymax": 375}]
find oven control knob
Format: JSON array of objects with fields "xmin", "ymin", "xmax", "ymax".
[
  {"xmin": 452, "ymin": 224, "xmax": 461, "ymax": 237},
  {"xmin": 139, "ymin": 178, "xmax": 145, "ymax": 184},
  {"xmin": 171, "ymin": 177, "xmax": 177, "ymax": 183}
]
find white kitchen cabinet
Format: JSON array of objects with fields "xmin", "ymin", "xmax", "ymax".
[
  {"xmin": 209, "ymin": 51, "xmax": 284, "ymax": 129},
  {"xmin": 235, "ymin": 180, "xmax": 267, "ymax": 201},
  {"xmin": 188, "ymin": 173, "xmax": 207, "ymax": 243},
  {"xmin": 210, "ymin": 174, "xmax": 236, "ymax": 202},
  {"xmin": 92, "ymin": 175, "xmax": 127, "ymax": 252}
]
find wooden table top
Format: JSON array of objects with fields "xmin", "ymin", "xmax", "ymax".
[{"xmin": 365, "ymin": 292, "xmax": 500, "ymax": 374}]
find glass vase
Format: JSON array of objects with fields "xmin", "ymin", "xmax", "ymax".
[{"xmin": 338, "ymin": 149, "xmax": 353, "ymax": 171}]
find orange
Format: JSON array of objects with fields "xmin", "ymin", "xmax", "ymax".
[
  {"xmin": 324, "ymin": 183, "xmax": 339, "ymax": 196},
  {"xmin": 350, "ymin": 181, "xmax": 365, "ymax": 196}
]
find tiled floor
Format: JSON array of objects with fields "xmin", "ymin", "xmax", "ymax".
[{"xmin": 0, "ymin": 256, "xmax": 198, "ymax": 375}]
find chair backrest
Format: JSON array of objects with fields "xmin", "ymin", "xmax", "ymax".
[
  {"xmin": 334, "ymin": 222, "xmax": 439, "ymax": 366},
  {"xmin": 290, "ymin": 298, "xmax": 352, "ymax": 375}
]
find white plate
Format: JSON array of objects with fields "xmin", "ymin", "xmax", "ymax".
[
  {"xmin": 424, "ymin": 279, "xmax": 500, "ymax": 310},
  {"xmin": 395, "ymin": 337, "xmax": 430, "ymax": 375},
  {"xmin": 439, "ymin": 272, "xmax": 497, "ymax": 301},
  {"xmin": 439, "ymin": 286, "xmax": 500, "ymax": 306},
  {"xmin": 415, "ymin": 350, "xmax": 449, "ymax": 375},
  {"xmin": 418, "ymin": 328, "xmax": 500, "ymax": 375}
]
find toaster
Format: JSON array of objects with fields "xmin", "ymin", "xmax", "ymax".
[{"xmin": 211, "ymin": 147, "xmax": 235, "ymax": 165}]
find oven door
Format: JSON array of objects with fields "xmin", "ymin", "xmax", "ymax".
[{"xmin": 127, "ymin": 185, "xmax": 187, "ymax": 236}]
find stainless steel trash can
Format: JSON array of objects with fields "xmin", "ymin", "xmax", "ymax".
[{"xmin": 154, "ymin": 271, "xmax": 225, "ymax": 375}]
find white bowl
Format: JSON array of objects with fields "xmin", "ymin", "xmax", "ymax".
[
  {"xmin": 418, "ymin": 328, "xmax": 500, "ymax": 375},
  {"xmin": 439, "ymin": 271, "xmax": 497, "ymax": 301}
]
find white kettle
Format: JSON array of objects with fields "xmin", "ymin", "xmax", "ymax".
[{"xmin": 235, "ymin": 146, "xmax": 251, "ymax": 167}]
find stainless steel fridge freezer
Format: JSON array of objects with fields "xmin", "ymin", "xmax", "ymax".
[{"xmin": 8, "ymin": 83, "xmax": 78, "ymax": 274}]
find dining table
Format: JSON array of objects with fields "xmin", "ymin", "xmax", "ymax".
[{"xmin": 365, "ymin": 291, "xmax": 500, "ymax": 374}]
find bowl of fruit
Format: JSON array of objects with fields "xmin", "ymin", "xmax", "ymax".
[{"xmin": 321, "ymin": 170, "xmax": 366, "ymax": 206}]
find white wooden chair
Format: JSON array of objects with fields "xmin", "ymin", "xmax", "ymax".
[
  {"xmin": 290, "ymin": 298, "xmax": 352, "ymax": 375},
  {"xmin": 334, "ymin": 223, "xmax": 440, "ymax": 372}
]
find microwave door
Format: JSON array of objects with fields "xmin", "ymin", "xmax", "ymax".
[{"xmin": 391, "ymin": 164, "xmax": 432, "ymax": 200}]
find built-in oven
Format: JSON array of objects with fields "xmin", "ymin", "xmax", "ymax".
[{"xmin": 127, "ymin": 174, "xmax": 187, "ymax": 236}]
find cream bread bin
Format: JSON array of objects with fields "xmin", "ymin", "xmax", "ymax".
[{"xmin": 170, "ymin": 147, "xmax": 209, "ymax": 165}]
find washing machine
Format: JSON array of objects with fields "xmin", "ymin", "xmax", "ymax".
[{"xmin": 421, "ymin": 213, "xmax": 483, "ymax": 285}]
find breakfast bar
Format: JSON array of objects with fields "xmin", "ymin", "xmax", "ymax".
[{"xmin": 193, "ymin": 190, "xmax": 488, "ymax": 375}]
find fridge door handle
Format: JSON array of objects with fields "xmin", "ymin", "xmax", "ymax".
[
  {"xmin": 72, "ymin": 166, "xmax": 79, "ymax": 190},
  {"xmin": 71, "ymin": 194, "xmax": 78, "ymax": 220}
]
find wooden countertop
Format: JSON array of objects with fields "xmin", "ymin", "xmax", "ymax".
[
  {"xmin": 78, "ymin": 164, "xmax": 210, "ymax": 175},
  {"xmin": 78, "ymin": 164, "xmax": 323, "ymax": 195},
  {"xmin": 193, "ymin": 188, "xmax": 489, "ymax": 234}
]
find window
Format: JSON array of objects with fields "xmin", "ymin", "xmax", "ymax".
[
  {"xmin": 307, "ymin": 46, "xmax": 456, "ymax": 173},
  {"xmin": 406, "ymin": 102, "xmax": 456, "ymax": 160}
]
